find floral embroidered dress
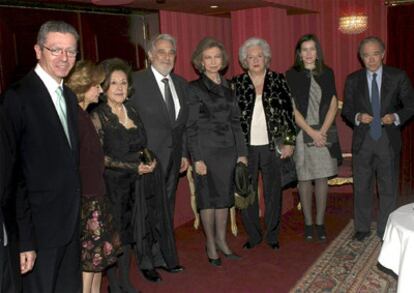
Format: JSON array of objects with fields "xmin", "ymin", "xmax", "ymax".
[{"xmin": 78, "ymin": 107, "xmax": 121, "ymax": 272}]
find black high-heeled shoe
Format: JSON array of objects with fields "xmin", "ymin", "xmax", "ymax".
[{"xmin": 205, "ymin": 246, "xmax": 221, "ymax": 266}]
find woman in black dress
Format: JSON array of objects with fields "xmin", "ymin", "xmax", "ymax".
[
  {"xmin": 92, "ymin": 58, "xmax": 180, "ymax": 288},
  {"xmin": 66, "ymin": 60, "xmax": 121, "ymax": 293},
  {"xmin": 188, "ymin": 37, "xmax": 248, "ymax": 266}
]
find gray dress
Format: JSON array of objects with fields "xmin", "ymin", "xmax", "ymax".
[{"xmin": 294, "ymin": 74, "xmax": 337, "ymax": 181}]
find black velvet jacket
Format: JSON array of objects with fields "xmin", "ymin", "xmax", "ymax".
[{"xmin": 232, "ymin": 70, "xmax": 296, "ymax": 150}]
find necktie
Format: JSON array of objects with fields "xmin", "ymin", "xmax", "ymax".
[
  {"xmin": 55, "ymin": 87, "xmax": 71, "ymax": 147},
  {"xmin": 370, "ymin": 73, "xmax": 381, "ymax": 140},
  {"xmin": 162, "ymin": 78, "xmax": 176, "ymax": 122}
]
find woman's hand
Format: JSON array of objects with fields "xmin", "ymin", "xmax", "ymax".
[
  {"xmin": 309, "ymin": 129, "xmax": 327, "ymax": 147},
  {"xmin": 138, "ymin": 160, "xmax": 157, "ymax": 175},
  {"xmin": 280, "ymin": 145, "xmax": 294, "ymax": 159},
  {"xmin": 194, "ymin": 161, "xmax": 207, "ymax": 176},
  {"xmin": 237, "ymin": 156, "xmax": 248, "ymax": 165}
]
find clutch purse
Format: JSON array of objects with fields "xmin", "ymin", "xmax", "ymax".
[
  {"xmin": 303, "ymin": 124, "xmax": 338, "ymax": 146},
  {"xmin": 280, "ymin": 157, "xmax": 297, "ymax": 189},
  {"xmin": 139, "ymin": 148, "xmax": 155, "ymax": 165}
]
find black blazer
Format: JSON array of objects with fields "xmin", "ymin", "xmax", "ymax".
[
  {"xmin": 342, "ymin": 65, "xmax": 414, "ymax": 154},
  {"xmin": 130, "ymin": 68, "xmax": 189, "ymax": 173},
  {"xmin": 187, "ymin": 75, "xmax": 247, "ymax": 162},
  {"xmin": 0, "ymin": 105, "xmax": 20, "ymax": 291},
  {"xmin": 2, "ymin": 70, "xmax": 80, "ymax": 251}
]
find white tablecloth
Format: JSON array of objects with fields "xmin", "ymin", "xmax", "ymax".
[{"xmin": 378, "ymin": 203, "xmax": 414, "ymax": 293}]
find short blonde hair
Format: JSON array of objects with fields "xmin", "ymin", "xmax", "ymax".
[{"xmin": 66, "ymin": 60, "xmax": 105, "ymax": 103}]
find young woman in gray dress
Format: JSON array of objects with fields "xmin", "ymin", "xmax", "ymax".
[
  {"xmin": 187, "ymin": 37, "xmax": 248, "ymax": 266},
  {"xmin": 286, "ymin": 34, "xmax": 342, "ymax": 241}
]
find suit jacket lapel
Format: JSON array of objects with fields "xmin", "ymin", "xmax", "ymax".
[
  {"xmin": 380, "ymin": 66, "xmax": 391, "ymax": 115},
  {"xmin": 32, "ymin": 72, "xmax": 73, "ymax": 150},
  {"xmin": 62, "ymin": 86, "xmax": 78, "ymax": 151},
  {"xmin": 171, "ymin": 74, "xmax": 186, "ymax": 126},
  {"xmin": 360, "ymin": 71, "xmax": 372, "ymax": 115}
]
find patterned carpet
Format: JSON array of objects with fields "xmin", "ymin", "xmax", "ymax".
[{"xmin": 290, "ymin": 221, "xmax": 397, "ymax": 293}]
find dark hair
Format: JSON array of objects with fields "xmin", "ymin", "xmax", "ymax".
[
  {"xmin": 65, "ymin": 60, "xmax": 105, "ymax": 103},
  {"xmin": 191, "ymin": 37, "xmax": 228, "ymax": 73},
  {"xmin": 37, "ymin": 20, "xmax": 79, "ymax": 46},
  {"xmin": 100, "ymin": 58, "xmax": 134, "ymax": 98},
  {"xmin": 292, "ymin": 34, "xmax": 325, "ymax": 75},
  {"xmin": 358, "ymin": 36, "xmax": 385, "ymax": 57}
]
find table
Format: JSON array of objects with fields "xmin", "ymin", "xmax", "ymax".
[{"xmin": 378, "ymin": 203, "xmax": 414, "ymax": 293}]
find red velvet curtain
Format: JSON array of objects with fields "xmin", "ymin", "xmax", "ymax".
[{"xmin": 387, "ymin": 5, "xmax": 414, "ymax": 195}]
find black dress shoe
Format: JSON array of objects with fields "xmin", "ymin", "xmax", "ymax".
[
  {"xmin": 208, "ymin": 257, "xmax": 222, "ymax": 266},
  {"xmin": 242, "ymin": 241, "xmax": 256, "ymax": 250},
  {"xmin": 157, "ymin": 265, "xmax": 185, "ymax": 273},
  {"xmin": 268, "ymin": 242, "xmax": 280, "ymax": 251},
  {"xmin": 353, "ymin": 231, "xmax": 370, "ymax": 241},
  {"xmin": 141, "ymin": 269, "xmax": 162, "ymax": 283}
]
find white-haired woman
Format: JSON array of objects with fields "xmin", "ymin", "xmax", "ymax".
[{"xmin": 232, "ymin": 37, "xmax": 296, "ymax": 251}]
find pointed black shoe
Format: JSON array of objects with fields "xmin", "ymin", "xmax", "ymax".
[
  {"xmin": 315, "ymin": 225, "xmax": 327, "ymax": 241},
  {"xmin": 141, "ymin": 269, "xmax": 162, "ymax": 283},
  {"xmin": 208, "ymin": 257, "xmax": 222, "ymax": 266},
  {"xmin": 242, "ymin": 241, "xmax": 257, "ymax": 250},
  {"xmin": 353, "ymin": 231, "xmax": 370, "ymax": 241},
  {"xmin": 268, "ymin": 241, "xmax": 280, "ymax": 251},
  {"xmin": 157, "ymin": 265, "xmax": 185, "ymax": 273},
  {"xmin": 304, "ymin": 225, "xmax": 314, "ymax": 241}
]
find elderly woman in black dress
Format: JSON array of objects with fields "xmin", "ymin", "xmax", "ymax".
[
  {"xmin": 232, "ymin": 37, "xmax": 296, "ymax": 251},
  {"xmin": 92, "ymin": 58, "xmax": 180, "ymax": 289},
  {"xmin": 286, "ymin": 34, "xmax": 341, "ymax": 241},
  {"xmin": 66, "ymin": 60, "xmax": 121, "ymax": 293},
  {"xmin": 187, "ymin": 37, "xmax": 247, "ymax": 266}
]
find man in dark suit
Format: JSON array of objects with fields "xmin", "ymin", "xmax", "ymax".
[
  {"xmin": 2, "ymin": 21, "xmax": 81, "ymax": 292},
  {"xmin": 130, "ymin": 34, "xmax": 188, "ymax": 282},
  {"xmin": 0, "ymin": 105, "xmax": 21, "ymax": 293},
  {"xmin": 342, "ymin": 36, "xmax": 414, "ymax": 241}
]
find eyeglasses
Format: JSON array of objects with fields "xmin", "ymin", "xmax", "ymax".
[{"xmin": 43, "ymin": 46, "xmax": 78, "ymax": 57}]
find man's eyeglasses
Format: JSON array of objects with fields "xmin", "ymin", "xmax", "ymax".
[{"xmin": 43, "ymin": 46, "xmax": 78, "ymax": 57}]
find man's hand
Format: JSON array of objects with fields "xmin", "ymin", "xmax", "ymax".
[
  {"xmin": 357, "ymin": 113, "xmax": 373, "ymax": 124},
  {"xmin": 381, "ymin": 113, "xmax": 396, "ymax": 125},
  {"xmin": 180, "ymin": 157, "xmax": 189, "ymax": 173},
  {"xmin": 20, "ymin": 250, "xmax": 36, "ymax": 274},
  {"xmin": 138, "ymin": 159, "xmax": 157, "ymax": 175}
]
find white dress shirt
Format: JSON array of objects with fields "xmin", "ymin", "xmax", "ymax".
[{"xmin": 151, "ymin": 66, "xmax": 181, "ymax": 119}]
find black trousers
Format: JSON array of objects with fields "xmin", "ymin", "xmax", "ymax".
[
  {"xmin": 22, "ymin": 231, "xmax": 81, "ymax": 293},
  {"xmin": 241, "ymin": 145, "xmax": 282, "ymax": 245},
  {"xmin": 164, "ymin": 150, "xmax": 181, "ymax": 221},
  {"xmin": 0, "ymin": 243, "xmax": 18, "ymax": 293},
  {"xmin": 353, "ymin": 133, "xmax": 399, "ymax": 236}
]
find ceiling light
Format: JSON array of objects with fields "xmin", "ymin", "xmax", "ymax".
[{"xmin": 210, "ymin": 5, "xmax": 219, "ymax": 9}]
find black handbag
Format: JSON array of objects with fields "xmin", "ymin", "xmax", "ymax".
[
  {"xmin": 280, "ymin": 156, "xmax": 297, "ymax": 189},
  {"xmin": 303, "ymin": 124, "xmax": 338, "ymax": 146},
  {"xmin": 139, "ymin": 148, "xmax": 155, "ymax": 165},
  {"xmin": 234, "ymin": 162, "xmax": 255, "ymax": 209}
]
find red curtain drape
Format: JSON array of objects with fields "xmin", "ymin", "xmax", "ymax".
[{"xmin": 387, "ymin": 5, "xmax": 414, "ymax": 196}]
